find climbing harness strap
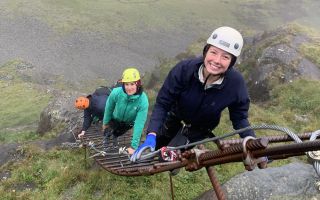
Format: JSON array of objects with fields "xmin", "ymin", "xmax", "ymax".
[{"xmin": 160, "ymin": 147, "xmax": 179, "ymax": 162}]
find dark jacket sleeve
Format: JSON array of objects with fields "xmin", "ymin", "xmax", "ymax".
[
  {"xmin": 82, "ymin": 109, "xmax": 93, "ymax": 131},
  {"xmin": 147, "ymin": 59, "xmax": 194, "ymax": 134},
  {"xmin": 228, "ymin": 98, "xmax": 255, "ymax": 138},
  {"xmin": 228, "ymin": 70, "xmax": 255, "ymax": 138}
]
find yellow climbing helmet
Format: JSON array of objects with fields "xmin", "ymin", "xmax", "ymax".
[{"xmin": 120, "ymin": 68, "xmax": 141, "ymax": 82}]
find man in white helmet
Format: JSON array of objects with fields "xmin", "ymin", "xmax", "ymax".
[{"xmin": 131, "ymin": 27, "xmax": 256, "ymax": 162}]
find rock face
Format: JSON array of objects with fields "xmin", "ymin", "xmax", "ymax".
[
  {"xmin": 196, "ymin": 162, "xmax": 320, "ymax": 200},
  {"xmin": 241, "ymin": 26, "xmax": 320, "ymax": 102},
  {"xmin": 36, "ymin": 90, "xmax": 83, "ymax": 149}
]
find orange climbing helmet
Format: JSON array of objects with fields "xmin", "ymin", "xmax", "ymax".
[{"xmin": 75, "ymin": 96, "xmax": 89, "ymax": 110}]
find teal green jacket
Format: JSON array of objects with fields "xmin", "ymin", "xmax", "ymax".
[{"xmin": 103, "ymin": 87, "xmax": 149, "ymax": 149}]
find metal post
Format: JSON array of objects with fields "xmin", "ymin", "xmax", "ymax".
[
  {"xmin": 206, "ymin": 166, "xmax": 226, "ymax": 200},
  {"xmin": 84, "ymin": 145, "xmax": 88, "ymax": 169},
  {"xmin": 169, "ymin": 173, "xmax": 175, "ymax": 200}
]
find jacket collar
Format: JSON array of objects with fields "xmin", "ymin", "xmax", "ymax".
[
  {"xmin": 121, "ymin": 89, "xmax": 141, "ymax": 101},
  {"xmin": 192, "ymin": 57, "xmax": 233, "ymax": 90}
]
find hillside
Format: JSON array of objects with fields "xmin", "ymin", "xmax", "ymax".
[
  {"xmin": 1, "ymin": 1, "xmax": 320, "ymax": 199},
  {"xmin": 0, "ymin": 0, "xmax": 320, "ymax": 90},
  {"xmin": 1, "ymin": 23, "xmax": 320, "ymax": 199}
]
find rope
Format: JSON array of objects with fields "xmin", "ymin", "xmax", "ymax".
[
  {"xmin": 87, "ymin": 141, "xmax": 130, "ymax": 158},
  {"xmin": 139, "ymin": 124, "xmax": 250, "ymax": 160},
  {"xmin": 60, "ymin": 120, "xmax": 82, "ymax": 149},
  {"xmin": 60, "ymin": 140, "xmax": 83, "ymax": 149}
]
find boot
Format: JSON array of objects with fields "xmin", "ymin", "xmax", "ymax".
[
  {"xmin": 112, "ymin": 134, "xmax": 119, "ymax": 149},
  {"xmin": 103, "ymin": 130, "xmax": 113, "ymax": 151}
]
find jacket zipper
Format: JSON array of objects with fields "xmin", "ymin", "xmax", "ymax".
[{"xmin": 121, "ymin": 97, "xmax": 129, "ymax": 121}]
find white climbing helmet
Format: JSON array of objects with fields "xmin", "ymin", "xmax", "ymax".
[{"xmin": 207, "ymin": 26, "xmax": 244, "ymax": 57}]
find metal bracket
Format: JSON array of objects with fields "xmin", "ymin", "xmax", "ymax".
[
  {"xmin": 242, "ymin": 136, "xmax": 268, "ymax": 170},
  {"xmin": 184, "ymin": 148, "xmax": 207, "ymax": 171},
  {"xmin": 307, "ymin": 150, "xmax": 320, "ymax": 161}
]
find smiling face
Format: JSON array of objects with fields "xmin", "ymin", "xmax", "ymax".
[
  {"xmin": 124, "ymin": 82, "xmax": 137, "ymax": 95},
  {"xmin": 203, "ymin": 45, "xmax": 232, "ymax": 76}
]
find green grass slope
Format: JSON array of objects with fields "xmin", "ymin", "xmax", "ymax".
[
  {"xmin": 1, "ymin": 0, "xmax": 320, "ymax": 36},
  {"xmin": 0, "ymin": 60, "xmax": 51, "ymax": 143},
  {"xmin": 1, "ymin": 26, "xmax": 320, "ymax": 199},
  {"xmin": 1, "ymin": 1, "xmax": 320, "ymax": 199}
]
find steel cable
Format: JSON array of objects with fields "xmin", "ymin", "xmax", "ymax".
[{"xmin": 167, "ymin": 124, "xmax": 301, "ymax": 151}]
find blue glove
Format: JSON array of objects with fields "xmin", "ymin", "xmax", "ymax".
[{"xmin": 130, "ymin": 134, "xmax": 156, "ymax": 162}]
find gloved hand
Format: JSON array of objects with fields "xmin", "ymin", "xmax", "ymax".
[{"xmin": 130, "ymin": 133, "xmax": 156, "ymax": 162}]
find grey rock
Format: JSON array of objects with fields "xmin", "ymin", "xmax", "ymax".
[
  {"xmin": 0, "ymin": 143, "xmax": 23, "ymax": 166},
  {"xmin": 36, "ymin": 90, "xmax": 83, "ymax": 148},
  {"xmin": 242, "ymin": 28, "xmax": 320, "ymax": 102},
  {"xmin": 196, "ymin": 162, "xmax": 320, "ymax": 200}
]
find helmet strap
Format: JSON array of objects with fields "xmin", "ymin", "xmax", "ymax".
[
  {"xmin": 229, "ymin": 55, "xmax": 237, "ymax": 68},
  {"xmin": 202, "ymin": 44, "xmax": 211, "ymax": 58}
]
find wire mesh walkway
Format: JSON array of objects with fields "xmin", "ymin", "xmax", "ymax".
[
  {"xmin": 78, "ymin": 124, "xmax": 320, "ymax": 200},
  {"xmin": 81, "ymin": 124, "xmax": 320, "ymax": 176},
  {"xmin": 81, "ymin": 124, "xmax": 180, "ymax": 176}
]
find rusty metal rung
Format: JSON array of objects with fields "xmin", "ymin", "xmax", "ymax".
[{"xmin": 81, "ymin": 124, "xmax": 320, "ymax": 177}]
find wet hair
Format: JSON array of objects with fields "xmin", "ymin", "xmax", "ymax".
[{"xmin": 203, "ymin": 44, "xmax": 237, "ymax": 68}]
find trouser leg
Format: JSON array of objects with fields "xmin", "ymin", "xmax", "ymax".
[
  {"xmin": 110, "ymin": 120, "xmax": 133, "ymax": 147},
  {"xmin": 103, "ymin": 129, "xmax": 113, "ymax": 150},
  {"xmin": 155, "ymin": 112, "xmax": 182, "ymax": 150}
]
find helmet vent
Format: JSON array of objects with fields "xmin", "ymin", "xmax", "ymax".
[
  {"xmin": 206, "ymin": 26, "xmax": 243, "ymax": 57},
  {"xmin": 219, "ymin": 40, "xmax": 230, "ymax": 48},
  {"xmin": 212, "ymin": 33, "xmax": 217, "ymax": 39}
]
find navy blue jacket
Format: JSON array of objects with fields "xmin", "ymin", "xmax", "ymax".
[
  {"xmin": 82, "ymin": 93, "xmax": 108, "ymax": 131},
  {"xmin": 147, "ymin": 57, "xmax": 255, "ymax": 138}
]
